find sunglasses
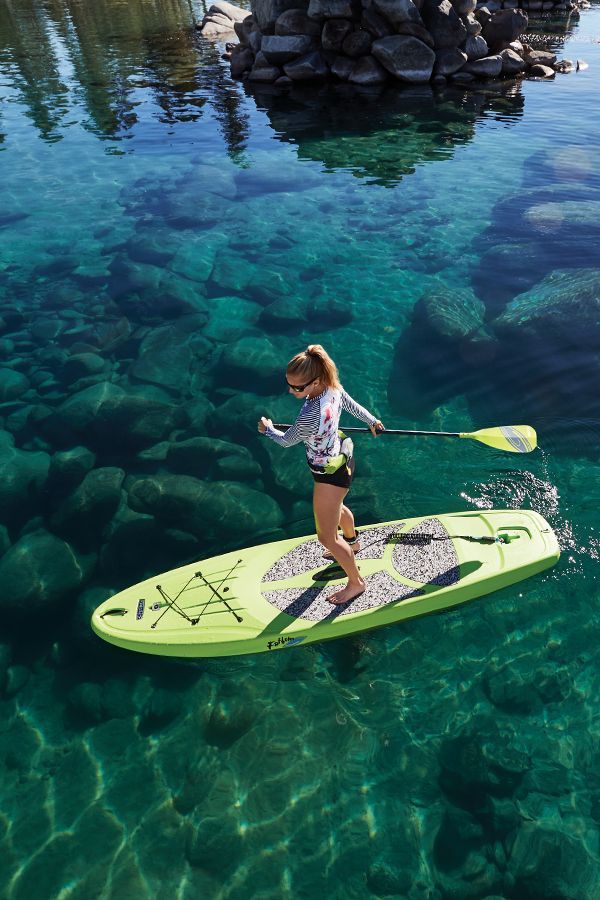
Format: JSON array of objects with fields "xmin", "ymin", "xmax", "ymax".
[{"xmin": 285, "ymin": 376, "xmax": 316, "ymax": 393}]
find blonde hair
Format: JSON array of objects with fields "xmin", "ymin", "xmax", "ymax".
[{"xmin": 286, "ymin": 344, "xmax": 341, "ymax": 389}]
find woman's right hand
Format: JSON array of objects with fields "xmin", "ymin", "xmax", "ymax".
[
  {"xmin": 258, "ymin": 417, "xmax": 272, "ymax": 434},
  {"xmin": 369, "ymin": 420, "xmax": 385, "ymax": 437}
]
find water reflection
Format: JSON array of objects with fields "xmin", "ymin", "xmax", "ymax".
[
  {"xmin": 248, "ymin": 81, "xmax": 525, "ymax": 186},
  {"xmin": 0, "ymin": 0, "xmax": 250, "ymax": 154}
]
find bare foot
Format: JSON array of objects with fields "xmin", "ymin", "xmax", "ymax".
[{"xmin": 327, "ymin": 580, "xmax": 365, "ymax": 606}]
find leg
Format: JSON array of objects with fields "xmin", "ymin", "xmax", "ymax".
[
  {"xmin": 339, "ymin": 503, "xmax": 356, "ymax": 541},
  {"xmin": 322, "ymin": 502, "xmax": 360, "ymax": 559},
  {"xmin": 313, "ymin": 482, "xmax": 365, "ymax": 605}
]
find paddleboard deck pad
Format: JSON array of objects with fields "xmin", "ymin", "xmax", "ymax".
[{"xmin": 91, "ymin": 509, "xmax": 559, "ymax": 658}]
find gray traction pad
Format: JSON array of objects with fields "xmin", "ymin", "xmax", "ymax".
[
  {"xmin": 391, "ymin": 518, "xmax": 460, "ymax": 587},
  {"xmin": 263, "ymin": 570, "xmax": 423, "ymax": 621},
  {"xmin": 262, "ymin": 524, "xmax": 402, "ymax": 584}
]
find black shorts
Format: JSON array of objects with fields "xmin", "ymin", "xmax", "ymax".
[{"xmin": 311, "ymin": 456, "xmax": 355, "ymax": 489}]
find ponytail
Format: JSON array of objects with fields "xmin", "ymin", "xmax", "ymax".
[{"xmin": 286, "ymin": 344, "xmax": 341, "ymax": 389}]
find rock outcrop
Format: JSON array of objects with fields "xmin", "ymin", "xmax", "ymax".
[{"xmin": 223, "ymin": 0, "xmax": 585, "ymax": 84}]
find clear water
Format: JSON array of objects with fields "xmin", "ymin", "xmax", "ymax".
[{"xmin": 1, "ymin": 0, "xmax": 599, "ymax": 896}]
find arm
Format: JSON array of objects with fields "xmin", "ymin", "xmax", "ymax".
[
  {"xmin": 341, "ymin": 390, "xmax": 384, "ymax": 436},
  {"xmin": 341, "ymin": 390, "xmax": 378, "ymax": 425},
  {"xmin": 258, "ymin": 403, "xmax": 320, "ymax": 447}
]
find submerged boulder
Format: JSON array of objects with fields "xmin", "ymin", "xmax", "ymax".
[
  {"xmin": 51, "ymin": 467, "xmax": 125, "ymax": 547},
  {"xmin": 49, "ymin": 382, "xmax": 187, "ymax": 451},
  {"xmin": 421, "ymin": 285, "xmax": 487, "ymax": 340},
  {"xmin": 493, "ymin": 269, "xmax": 600, "ymax": 348},
  {"xmin": 0, "ymin": 529, "xmax": 92, "ymax": 618},
  {"xmin": 0, "ymin": 368, "xmax": 30, "ymax": 402},
  {"xmin": 0, "ymin": 430, "xmax": 50, "ymax": 526},
  {"xmin": 127, "ymin": 474, "xmax": 283, "ymax": 542},
  {"xmin": 509, "ymin": 825, "xmax": 600, "ymax": 899},
  {"xmin": 220, "ymin": 336, "xmax": 284, "ymax": 393}
]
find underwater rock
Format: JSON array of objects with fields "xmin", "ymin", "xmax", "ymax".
[
  {"xmin": 168, "ymin": 235, "xmax": 226, "ymax": 284},
  {"xmin": 0, "ymin": 368, "xmax": 30, "ymax": 402},
  {"xmin": 70, "ymin": 585, "xmax": 114, "ymax": 646},
  {"xmin": 483, "ymin": 664, "xmax": 542, "ymax": 713},
  {"xmin": 4, "ymin": 665, "xmax": 30, "ymax": 697},
  {"xmin": 508, "ymin": 825, "xmax": 600, "ymax": 898},
  {"xmin": 0, "ymin": 524, "xmax": 10, "ymax": 556},
  {"xmin": 99, "ymin": 511, "xmax": 198, "ymax": 582},
  {"xmin": 259, "ymin": 296, "xmax": 308, "ymax": 330},
  {"xmin": 204, "ymin": 692, "xmax": 257, "ymax": 748},
  {"xmin": 0, "ymin": 430, "xmax": 50, "ymax": 526},
  {"xmin": 209, "ymin": 252, "xmax": 254, "ymax": 295},
  {"xmin": 493, "ymin": 268, "xmax": 600, "ymax": 348},
  {"xmin": 367, "ymin": 861, "xmax": 412, "ymax": 895},
  {"xmin": 109, "ymin": 259, "xmax": 205, "ymax": 323},
  {"xmin": 307, "ymin": 295, "xmax": 353, "ymax": 327},
  {"xmin": 155, "ymin": 436, "xmax": 262, "ymax": 482},
  {"xmin": 433, "ymin": 806, "xmax": 485, "ymax": 871},
  {"xmin": 60, "ymin": 353, "xmax": 107, "ymax": 384},
  {"xmin": 49, "ymin": 382, "xmax": 187, "ymax": 451},
  {"xmin": 185, "ymin": 814, "xmax": 243, "ymax": 874},
  {"xmin": 0, "ymin": 529, "xmax": 92, "ymax": 618},
  {"xmin": 220, "ymin": 335, "xmax": 283, "ymax": 393},
  {"xmin": 51, "ymin": 467, "xmax": 125, "ymax": 547},
  {"xmin": 46, "ymin": 446, "xmax": 96, "ymax": 496},
  {"xmin": 126, "ymin": 230, "xmax": 176, "ymax": 267},
  {"xmin": 208, "ymin": 391, "xmax": 276, "ymax": 444},
  {"xmin": 201, "ymin": 295, "xmax": 260, "ymax": 343},
  {"xmin": 128, "ymin": 315, "xmax": 212, "ymax": 395},
  {"xmin": 67, "ymin": 682, "xmax": 106, "ymax": 724},
  {"xmin": 421, "ymin": 284, "xmax": 486, "ymax": 340},
  {"xmin": 438, "ymin": 726, "xmax": 530, "ymax": 807},
  {"xmin": 127, "ymin": 474, "xmax": 283, "ymax": 541},
  {"xmin": 247, "ymin": 264, "xmax": 300, "ymax": 305}
]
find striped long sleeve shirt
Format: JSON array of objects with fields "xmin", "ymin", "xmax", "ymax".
[{"xmin": 264, "ymin": 387, "xmax": 377, "ymax": 470}]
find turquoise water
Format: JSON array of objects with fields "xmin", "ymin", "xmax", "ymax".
[{"xmin": 1, "ymin": 0, "xmax": 600, "ymax": 896}]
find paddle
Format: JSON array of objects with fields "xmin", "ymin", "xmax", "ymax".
[{"xmin": 272, "ymin": 424, "xmax": 537, "ymax": 454}]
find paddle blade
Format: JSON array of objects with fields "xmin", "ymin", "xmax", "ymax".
[{"xmin": 462, "ymin": 426, "xmax": 537, "ymax": 453}]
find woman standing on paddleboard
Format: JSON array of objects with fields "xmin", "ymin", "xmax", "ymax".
[{"xmin": 258, "ymin": 345, "xmax": 384, "ymax": 605}]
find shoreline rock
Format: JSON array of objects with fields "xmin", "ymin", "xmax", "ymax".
[{"xmin": 223, "ymin": 0, "xmax": 589, "ymax": 85}]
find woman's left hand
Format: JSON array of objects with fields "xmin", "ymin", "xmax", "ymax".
[
  {"xmin": 369, "ymin": 420, "xmax": 385, "ymax": 437},
  {"xmin": 258, "ymin": 417, "xmax": 273, "ymax": 434}
]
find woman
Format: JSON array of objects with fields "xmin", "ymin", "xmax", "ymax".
[{"xmin": 258, "ymin": 345, "xmax": 383, "ymax": 606}]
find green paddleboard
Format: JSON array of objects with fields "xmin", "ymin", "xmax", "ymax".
[{"xmin": 91, "ymin": 509, "xmax": 559, "ymax": 658}]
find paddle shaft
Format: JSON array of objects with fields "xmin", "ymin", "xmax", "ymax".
[{"xmin": 273, "ymin": 425, "xmax": 460, "ymax": 437}]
